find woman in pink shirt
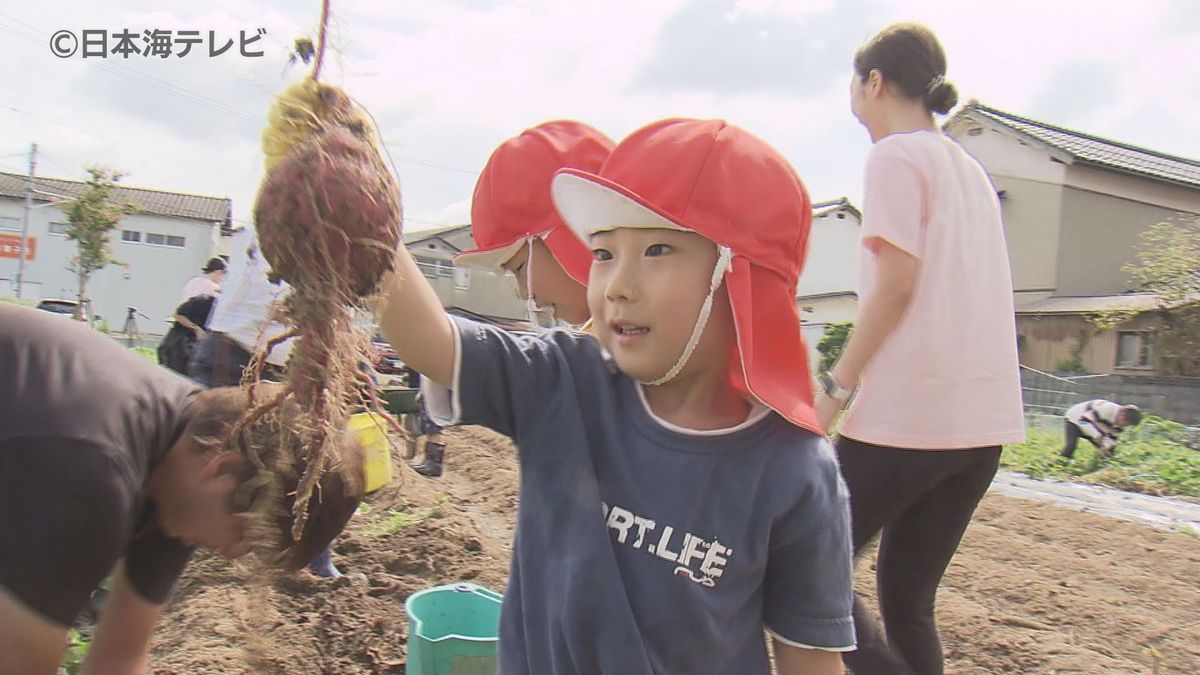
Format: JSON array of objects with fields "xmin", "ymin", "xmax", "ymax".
[{"xmin": 815, "ymin": 23, "xmax": 1025, "ymax": 675}]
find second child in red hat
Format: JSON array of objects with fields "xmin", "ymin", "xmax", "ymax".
[
  {"xmin": 407, "ymin": 121, "xmax": 614, "ymax": 478},
  {"xmin": 456, "ymin": 120, "xmax": 613, "ymax": 327},
  {"xmin": 374, "ymin": 118, "xmax": 855, "ymax": 674}
]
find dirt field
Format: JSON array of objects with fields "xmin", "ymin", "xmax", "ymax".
[{"xmin": 151, "ymin": 426, "xmax": 1200, "ymax": 674}]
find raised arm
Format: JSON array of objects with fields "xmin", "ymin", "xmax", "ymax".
[{"xmin": 373, "ymin": 247, "xmax": 457, "ymax": 388}]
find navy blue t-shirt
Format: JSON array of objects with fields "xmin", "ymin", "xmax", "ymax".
[{"xmin": 427, "ymin": 317, "xmax": 855, "ymax": 674}]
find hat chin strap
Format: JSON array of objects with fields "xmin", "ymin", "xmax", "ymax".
[
  {"xmin": 524, "ymin": 237, "xmax": 542, "ymax": 328},
  {"xmin": 641, "ymin": 245, "xmax": 733, "ymax": 387}
]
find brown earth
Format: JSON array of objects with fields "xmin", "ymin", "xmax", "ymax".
[{"xmin": 151, "ymin": 426, "xmax": 1200, "ymax": 674}]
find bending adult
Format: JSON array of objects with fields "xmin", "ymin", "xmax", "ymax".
[{"xmin": 814, "ymin": 23, "xmax": 1025, "ymax": 675}]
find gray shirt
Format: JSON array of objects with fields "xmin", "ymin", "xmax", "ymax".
[
  {"xmin": 0, "ymin": 304, "xmax": 197, "ymax": 625},
  {"xmin": 427, "ymin": 317, "xmax": 855, "ymax": 674}
]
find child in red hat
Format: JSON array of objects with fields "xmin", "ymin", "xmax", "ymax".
[
  {"xmin": 376, "ymin": 118, "xmax": 854, "ymax": 674},
  {"xmin": 456, "ymin": 120, "xmax": 613, "ymax": 327},
  {"xmin": 405, "ymin": 121, "xmax": 613, "ymax": 478}
]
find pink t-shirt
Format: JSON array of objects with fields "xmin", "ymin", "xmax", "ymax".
[{"xmin": 839, "ymin": 130, "xmax": 1025, "ymax": 449}]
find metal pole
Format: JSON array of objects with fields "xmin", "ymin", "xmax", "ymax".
[{"xmin": 15, "ymin": 142, "xmax": 37, "ymax": 298}]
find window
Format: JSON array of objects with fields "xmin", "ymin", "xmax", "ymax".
[
  {"xmin": 412, "ymin": 255, "xmax": 438, "ymax": 280},
  {"xmin": 437, "ymin": 260, "xmax": 453, "ymax": 278},
  {"xmin": 166, "ymin": 235, "xmax": 186, "ymax": 248},
  {"xmin": 48, "ymin": 222, "xmax": 68, "ymax": 235},
  {"xmin": 121, "ymin": 230, "xmax": 141, "ymax": 243},
  {"xmin": 145, "ymin": 233, "xmax": 166, "ymax": 245},
  {"xmin": 453, "ymin": 266, "xmax": 471, "ymax": 290},
  {"xmin": 0, "ymin": 217, "xmax": 20, "ymax": 231},
  {"xmin": 1115, "ymin": 331, "xmax": 1154, "ymax": 369}
]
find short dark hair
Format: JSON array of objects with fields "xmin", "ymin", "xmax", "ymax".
[
  {"xmin": 854, "ymin": 22, "xmax": 959, "ymax": 115},
  {"xmin": 1121, "ymin": 405, "xmax": 1143, "ymax": 426},
  {"xmin": 202, "ymin": 257, "xmax": 228, "ymax": 273},
  {"xmin": 181, "ymin": 385, "xmax": 365, "ymax": 570}
]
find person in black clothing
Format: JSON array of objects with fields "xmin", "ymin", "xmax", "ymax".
[
  {"xmin": 157, "ymin": 294, "xmax": 217, "ymax": 375},
  {"xmin": 0, "ymin": 304, "xmax": 364, "ymax": 673}
]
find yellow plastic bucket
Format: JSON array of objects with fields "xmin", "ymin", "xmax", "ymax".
[{"xmin": 350, "ymin": 412, "xmax": 392, "ymax": 493}]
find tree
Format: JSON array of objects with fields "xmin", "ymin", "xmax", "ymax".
[
  {"xmin": 1093, "ymin": 217, "xmax": 1200, "ymax": 375},
  {"xmin": 61, "ymin": 167, "xmax": 137, "ymax": 323},
  {"xmin": 816, "ymin": 321, "xmax": 853, "ymax": 374}
]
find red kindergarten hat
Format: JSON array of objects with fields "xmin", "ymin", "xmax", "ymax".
[
  {"xmin": 456, "ymin": 120, "xmax": 614, "ymax": 284},
  {"xmin": 550, "ymin": 118, "xmax": 818, "ymax": 434}
]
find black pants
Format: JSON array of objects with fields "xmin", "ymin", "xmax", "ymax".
[
  {"xmin": 836, "ymin": 437, "xmax": 1001, "ymax": 675},
  {"xmin": 1060, "ymin": 420, "xmax": 1086, "ymax": 458},
  {"xmin": 187, "ymin": 333, "xmax": 282, "ymax": 387}
]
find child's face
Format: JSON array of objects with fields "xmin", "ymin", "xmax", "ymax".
[
  {"xmin": 502, "ymin": 238, "xmax": 590, "ymax": 325},
  {"xmin": 587, "ymin": 227, "xmax": 736, "ymax": 382}
]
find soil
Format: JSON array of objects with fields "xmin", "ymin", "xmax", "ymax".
[{"xmin": 150, "ymin": 426, "xmax": 1200, "ymax": 674}]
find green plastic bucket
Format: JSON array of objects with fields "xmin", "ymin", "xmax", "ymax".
[
  {"xmin": 382, "ymin": 387, "xmax": 421, "ymax": 415},
  {"xmin": 405, "ymin": 582, "xmax": 503, "ymax": 675}
]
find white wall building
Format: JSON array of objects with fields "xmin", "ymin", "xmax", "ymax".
[
  {"xmin": 798, "ymin": 197, "xmax": 862, "ymax": 370},
  {"xmin": 0, "ymin": 170, "xmax": 232, "ymax": 334}
]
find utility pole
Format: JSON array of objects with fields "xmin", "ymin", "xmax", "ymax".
[{"xmin": 15, "ymin": 142, "xmax": 37, "ymax": 298}]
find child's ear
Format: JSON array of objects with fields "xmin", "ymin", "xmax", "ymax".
[{"xmin": 200, "ymin": 452, "xmax": 246, "ymax": 481}]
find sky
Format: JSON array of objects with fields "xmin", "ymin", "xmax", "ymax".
[{"xmin": 1, "ymin": 0, "xmax": 1198, "ymax": 232}]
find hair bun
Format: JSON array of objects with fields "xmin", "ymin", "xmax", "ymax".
[{"xmin": 926, "ymin": 79, "xmax": 958, "ymax": 115}]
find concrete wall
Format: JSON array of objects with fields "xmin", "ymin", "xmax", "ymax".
[
  {"xmin": 947, "ymin": 115, "xmax": 1200, "ymax": 299},
  {"xmin": 1055, "ymin": 188, "xmax": 1194, "ymax": 296},
  {"xmin": 797, "ymin": 207, "xmax": 860, "ymax": 296},
  {"xmin": 1066, "ymin": 163, "xmax": 1200, "ymax": 215},
  {"xmin": 0, "ymin": 197, "xmax": 220, "ymax": 333},
  {"xmin": 994, "ymin": 176, "xmax": 1064, "ymax": 292},
  {"xmin": 947, "ymin": 121, "xmax": 1069, "ymax": 294}
]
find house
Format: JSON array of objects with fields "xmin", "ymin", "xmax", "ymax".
[
  {"xmin": 797, "ymin": 197, "xmax": 862, "ymax": 369},
  {"xmin": 944, "ymin": 102, "xmax": 1200, "ymax": 376},
  {"xmin": 403, "ymin": 224, "xmax": 537, "ymax": 323},
  {"xmin": 0, "ymin": 170, "xmax": 231, "ymax": 333}
]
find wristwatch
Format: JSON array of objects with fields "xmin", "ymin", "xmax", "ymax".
[{"xmin": 819, "ymin": 372, "xmax": 854, "ymax": 402}]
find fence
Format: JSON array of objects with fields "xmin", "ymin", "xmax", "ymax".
[{"xmin": 1021, "ymin": 365, "xmax": 1200, "ymax": 444}]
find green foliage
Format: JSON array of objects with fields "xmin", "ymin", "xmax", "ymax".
[
  {"xmin": 0, "ymin": 295, "xmax": 36, "ymax": 307},
  {"xmin": 59, "ymin": 628, "xmax": 91, "ymax": 675},
  {"xmin": 1091, "ymin": 217, "xmax": 1200, "ymax": 375},
  {"xmin": 360, "ymin": 495, "xmax": 447, "ymax": 537},
  {"xmin": 60, "ymin": 167, "xmax": 137, "ymax": 320},
  {"xmin": 1053, "ymin": 357, "xmax": 1084, "ymax": 373},
  {"xmin": 1001, "ymin": 416, "xmax": 1200, "ymax": 499},
  {"xmin": 131, "ymin": 346, "xmax": 157, "ymax": 362},
  {"xmin": 1054, "ymin": 328, "xmax": 1091, "ymax": 372},
  {"xmin": 816, "ymin": 322, "xmax": 852, "ymax": 374}
]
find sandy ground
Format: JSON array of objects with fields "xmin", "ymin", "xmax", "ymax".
[{"xmin": 150, "ymin": 426, "xmax": 1200, "ymax": 674}]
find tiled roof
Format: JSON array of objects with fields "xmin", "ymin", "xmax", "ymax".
[
  {"xmin": 955, "ymin": 102, "xmax": 1200, "ymax": 189},
  {"xmin": 0, "ymin": 170, "xmax": 232, "ymax": 228}
]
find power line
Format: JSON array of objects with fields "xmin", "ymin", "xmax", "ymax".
[
  {"xmin": 0, "ymin": 99, "xmax": 92, "ymax": 136},
  {"xmin": 385, "ymin": 151, "xmax": 479, "ymax": 176}
]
